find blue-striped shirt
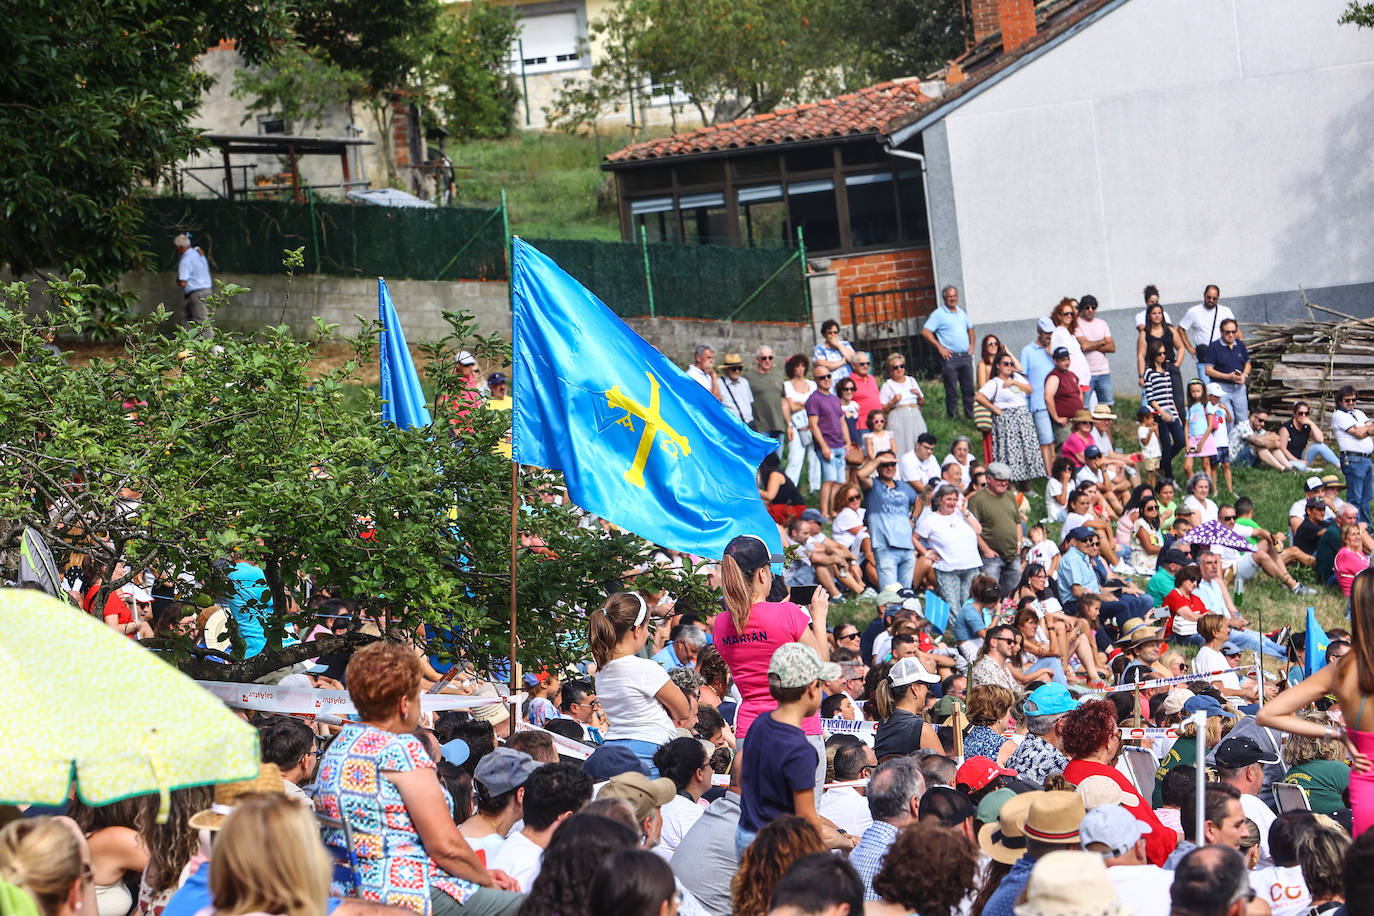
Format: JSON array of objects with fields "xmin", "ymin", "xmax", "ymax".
[{"xmin": 851, "ymin": 820, "xmax": 900, "ymax": 901}]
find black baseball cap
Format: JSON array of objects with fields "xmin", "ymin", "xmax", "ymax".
[
  {"xmin": 920, "ymin": 786, "xmax": 977, "ymax": 826},
  {"xmin": 1159, "ymin": 548, "xmax": 1190, "ymax": 567},
  {"xmin": 1214, "ymin": 736, "xmax": 1280, "ymax": 769},
  {"xmin": 1052, "ymin": 347, "xmax": 1071, "ymax": 360},
  {"xmin": 723, "ymin": 534, "xmax": 780, "ymax": 572},
  {"xmin": 487, "ymin": 371, "xmax": 507, "ymax": 385},
  {"xmin": 1137, "ymin": 406, "xmax": 1156, "ymax": 419}
]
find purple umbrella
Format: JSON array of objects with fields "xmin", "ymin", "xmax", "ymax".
[{"xmin": 1179, "ymin": 519, "xmax": 1255, "ymax": 552}]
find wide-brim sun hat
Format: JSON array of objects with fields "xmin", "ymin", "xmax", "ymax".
[{"xmin": 1013, "ymin": 849, "xmax": 1129, "ymax": 916}]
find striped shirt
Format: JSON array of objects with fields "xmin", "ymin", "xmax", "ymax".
[{"xmin": 1142, "ymin": 369, "xmax": 1176, "ymax": 417}]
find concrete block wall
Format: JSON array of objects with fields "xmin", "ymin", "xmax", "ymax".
[{"xmin": 119, "ymin": 270, "xmax": 814, "ymax": 366}]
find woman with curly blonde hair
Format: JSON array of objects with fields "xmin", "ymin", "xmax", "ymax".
[
  {"xmin": 730, "ymin": 816, "xmax": 824, "ymax": 916},
  {"xmin": 870, "ymin": 821, "xmax": 979, "ymax": 916},
  {"xmin": 1276, "ymin": 709, "xmax": 1352, "ymax": 816}
]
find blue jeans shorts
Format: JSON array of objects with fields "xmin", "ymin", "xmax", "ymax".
[{"xmin": 819, "ymin": 447, "xmax": 847, "ymax": 482}]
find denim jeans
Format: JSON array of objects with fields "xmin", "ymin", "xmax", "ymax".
[
  {"xmin": 1342, "ymin": 453, "xmax": 1373, "ymax": 526},
  {"xmin": 1031, "ymin": 408, "xmax": 1055, "ymax": 446},
  {"xmin": 981, "ymin": 554, "xmax": 1022, "ymax": 597},
  {"xmin": 1294, "ymin": 442, "xmax": 1342, "ymax": 469},
  {"xmin": 877, "ymin": 546, "xmax": 915, "ymax": 591},
  {"xmin": 935, "ymin": 567, "xmax": 980, "ymax": 616},
  {"xmin": 1089, "ymin": 373, "xmax": 1114, "ymax": 406},
  {"xmin": 1101, "ymin": 593, "xmax": 1154, "ymax": 630},
  {"xmin": 1215, "ymin": 381, "xmax": 1248, "ymax": 428},
  {"xmin": 604, "ymin": 738, "xmax": 663, "ymax": 777},
  {"xmin": 1026, "ymin": 656, "xmax": 1068, "ymax": 685},
  {"xmin": 1224, "ymin": 626, "xmax": 1286, "ymax": 659},
  {"xmin": 1155, "ymin": 415, "xmax": 1185, "ymax": 480}
]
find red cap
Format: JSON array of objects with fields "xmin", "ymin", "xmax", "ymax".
[{"xmin": 955, "ymin": 756, "xmax": 1017, "ymax": 792}]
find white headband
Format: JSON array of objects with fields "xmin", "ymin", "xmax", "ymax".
[{"xmin": 632, "ymin": 593, "xmax": 648, "ymax": 627}]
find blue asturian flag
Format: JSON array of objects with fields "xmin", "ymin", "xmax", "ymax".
[
  {"xmin": 378, "ymin": 277, "xmax": 432, "ymax": 430},
  {"xmin": 1304, "ymin": 606, "xmax": 1329, "ymax": 679},
  {"xmin": 510, "ymin": 238, "xmax": 783, "ymax": 559}
]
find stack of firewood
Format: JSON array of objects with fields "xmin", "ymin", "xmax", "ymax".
[{"xmin": 1247, "ymin": 310, "xmax": 1374, "ymax": 422}]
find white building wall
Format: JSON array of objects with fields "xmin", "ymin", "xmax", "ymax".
[{"xmin": 939, "ymin": 0, "xmax": 1374, "ymax": 326}]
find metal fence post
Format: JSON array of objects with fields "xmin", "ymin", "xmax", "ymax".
[
  {"xmin": 797, "ymin": 226, "xmax": 814, "ymax": 336},
  {"xmin": 640, "ymin": 225, "xmax": 655, "ymax": 318},
  {"xmin": 501, "ymin": 188, "xmax": 511, "ymax": 277},
  {"xmin": 307, "ymin": 186, "xmax": 321, "ymax": 275}
]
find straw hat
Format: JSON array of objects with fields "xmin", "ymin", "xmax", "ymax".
[
  {"xmin": 470, "ymin": 682, "xmax": 511, "ymax": 727},
  {"xmin": 1020, "ymin": 791, "xmax": 1086, "ymax": 846},
  {"xmin": 979, "ymin": 791, "xmax": 1038, "ymax": 864},
  {"xmin": 187, "ymin": 763, "xmax": 285, "ymax": 830},
  {"xmin": 1013, "ymin": 850, "xmax": 1129, "ymax": 916},
  {"xmin": 721, "ymin": 353, "xmax": 744, "ymax": 368},
  {"xmin": 1070, "ymin": 409, "xmax": 1094, "ymax": 425},
  {"xmin": 1090, "ymin": 404, "xmax": 1117, "ymax": 421}
]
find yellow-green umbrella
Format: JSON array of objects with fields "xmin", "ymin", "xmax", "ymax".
[{"xmin": 0, "ymin": 588, "xmax": 260, "ymax": 816}]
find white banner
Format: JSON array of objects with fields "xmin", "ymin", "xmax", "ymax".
[
  {"xmin": 513, "ymin": 720, "xmax": 593, "ymax": 760},
  {"xmin": 196, "ymin": 680, "xmax": 516, "ymax": 716},
  {"xmin": 1119, "ymin": 726, "xmax": 1179, "ymax": 739},
  {"xmin": 820, "ymin": 717, "xmax": 878, "ymax": 736},
  {"xmin": 1103, "ymin": 665, "xmax": 1257, "ymax": 694}
]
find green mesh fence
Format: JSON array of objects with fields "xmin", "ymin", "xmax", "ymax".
[
  {"xmin": 524, "ymin": 238, "xmax": 808, "ymax": 323},
  {"xmin": 139, "ymin": 197, "xmax": 506, "ymax": 281}
]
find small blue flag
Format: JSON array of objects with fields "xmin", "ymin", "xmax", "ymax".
[
  {"xmin": 1304, "ymin": 606, "xmax": 1329, "ymax": 679},
  {"xmin": 510, "ymin": 238, "xmax": 782, "ymax": 559},
  {"xmin": 378, "ymin": 278, "xmax": 431, "ymax": 430},
  {"xmin": 923, "ymin": 590, "xmax": 950, "ymax": 635}
]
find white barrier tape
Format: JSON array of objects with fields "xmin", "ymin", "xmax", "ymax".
[
  {"xmin": 1102, "ymin": 665, "xmax": 1258, "ymax": 694},
  {"xmin": 820, "ymin": 718, "xmax": 878, "ymax": 736},
  {"xmin": 710, "ymin": 773, "xmax": 871, "ymax": 789},
  {"xmin": 1119, "ymin": 726, "xmax": 1179, "ymax": 739},
  {"xmin": 197, "ymin": 680, "xmax": 519, "ymax": 716},
  {"xmin": 512, "ymin": 720, "xmax": 593, "ymax": 760}
]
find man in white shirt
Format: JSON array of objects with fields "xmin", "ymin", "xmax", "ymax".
[
  {"xmin": 1080, "ymin": 804, "xmax": 1173, "ymax": 916},
  {"xmin": 1178, "ymin": 285, "xmax": 1237, "ymax": 379},
  {"xmin": 898, "ymin": 432, "xmax": 942, "ymax": 492},
  {"xmin": 818, "ymin": 741, "xmax": 876, "ymax": 837},
  {"xmin": 685, "ymin": 344, "xmax": 719, "ymax": 398},
  {"xmin": 1332, "ymin": 384, "xmax": 1374, "ymax": 525},
  {"xmin": 717, "ymin": 352, "xmax": 755, "ymax": 424},
  {"xmin": 489, "ymin": 762, "xmax": 591, "ymax": 893},
  {"xmin": 174, "ymin": 233, "xmax": 214, "ymax": 337},
  {"xmin": 1213, "ymin": 736, "xmax": 1277, "ymax": 865}
]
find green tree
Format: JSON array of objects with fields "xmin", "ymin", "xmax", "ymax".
[
  {"xmin": 0, "ymin": 266, "xmax": 695, "ymax": 680},
  {"xmin": 837, "ymin": 0, "xmax": 970, "ymax": 83},
  {"xmin": 425, "ymin": 1, "xmax": 521, "ymax": 141},
  {"xmin": 1341, "ymin": 2, "xmax": 1374, "ymax": 27},
  {"xmin": 0, "ymin": 0, "xmax": 291, "ymax": 330}
]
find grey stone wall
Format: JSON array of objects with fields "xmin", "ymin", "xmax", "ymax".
[{"xmin": 119, "ymin": 271, "xmax": 816, "ymax": 365}]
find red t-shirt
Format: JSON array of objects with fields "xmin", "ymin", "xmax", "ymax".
[
  {"xmin": 713, "ymin": 601, "xmax": 818, "ymax": 741},
  {"xmin": 1162, "ymin": 589, "xmax": 1206, "ymax": 638},
  {"xmin": 850, "ymin": 373, "xmax": 882, "ymax": 430},
  {"xmin": 86, "ymin": 586, "xmax": 136, "ymax": 637},
  {"xmin": 1063, "ymin": 759, "xmax": 1177, "ymax": 866}
]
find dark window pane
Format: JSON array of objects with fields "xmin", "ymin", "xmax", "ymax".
[
  {"xmin": 784, "ymin": 146, "xmax": 836, "ymax": 174},
  {"xmin": 732, "ymin": 155, "xmax": 780, "ymax": 179},
  {"xmin": 679, "ymin": 192, "xmax": 730, "ymax": 244},
  {"xmin": 787, "ymin": 179, "xmax": 840, "ymax": 252},
  {"xmin": 896, "ymin": 169, "xmax": 930, "ymax": 244},
  {"xmin": 841, "ymin": 142, "xmax": 888, "ymax": 166},
  {"xmin": 630, "ymin": 196, "xmax": 678, "ymax": 242},
  {"xmin": 675, "ymin": 160, "xmax": 725, "ymax": 186},
  {"xmin": 846, "ymin": 172, "xmax": 899, "ymax": 248},
  {"xmin": 621, "ymin": 167, "xmax": 674, "ymax": 193},
  {"xmin": 736, "ymin": 184, "xmax": 786, "ymax": 247}
]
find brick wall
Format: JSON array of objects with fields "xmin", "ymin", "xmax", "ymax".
[
  {"xmin": 971, "ymin": 0, "xmax": 1002, "ymax": 44},
  {"xmin": 999, "ymin": 0, "xmax": 1037, "ymax": 50},
  {"xmin": 970, "ymin": 0, "xmax": 1037, "ymax": 49},
  {"xmin": 829, "ymin": 247, "xmax": 937, "ymax": 325}
]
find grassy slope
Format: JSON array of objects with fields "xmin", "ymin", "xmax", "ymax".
[
  {"xmin": 825, "ymin": 380, "xmax": 1347, "ymax": 640},
  {"xmin": 450, "ymin": 131, "xmax": 646, "ymax": 241}
]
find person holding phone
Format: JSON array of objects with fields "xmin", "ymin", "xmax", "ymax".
[{"xmin": 713, "ymin": 534, "xmax": 832, "ymax": 796}]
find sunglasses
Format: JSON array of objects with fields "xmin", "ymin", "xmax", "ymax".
[
  {"xmin": 891, "ymin": 364, "xmax": 906, "ymax": 370},
  {"xmin": 1297, "ymin": 410, "xmax": 1310, "ymax": 416},
  {"xmin": 757, "ymin": 355, "xmax": 773, "ymax": 361},
  {"xmin": 836, "ymin": 630, "xmax": 859, "ymax": 640},
  {"xmin": 872, "ymin": 418, "xmax": 886, "ymax": 425},
  {"xmin": 1220, "ymin": 515, "xmax": 1236, "ymax": 522},
  {"xmin": 879, "ymin": 462, "xmax": 898, "ymax": 469},
  {"xmin": 847, "ymin": 494, "xmax": 862, "ymax": 502}
]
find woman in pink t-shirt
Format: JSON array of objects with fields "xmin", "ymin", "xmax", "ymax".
[
  {"xmin": 712, "ymin": 535, "xmax": 830, "ymax": 789},
  {"xmin": 1335, "ymin": 524, "xmax": 1370, "ymax": 598}
]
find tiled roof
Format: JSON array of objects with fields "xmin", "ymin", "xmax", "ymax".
[{"xmin": 604, "ymin": 79, "xmax": 932, "ymax": 164}]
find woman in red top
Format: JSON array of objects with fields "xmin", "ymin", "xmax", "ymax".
[
  {"xmin": 1161, "ymin": 564, "xmax": 1206, "ymax": 648},
  {"xmin": 1060, "ymin": 699, "xmax": 1177, "ymax": 867}
]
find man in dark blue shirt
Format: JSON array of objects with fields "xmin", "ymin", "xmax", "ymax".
[{"xmin": 1203, "ymin": 318, "xmax": 1251, "ymax": 428}]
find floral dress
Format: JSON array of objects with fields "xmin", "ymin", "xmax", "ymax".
[
  {"xmin": 963, "ymin": 724, "xmax": 1007, "ymax": 762},
  {"xmin": 316, "ymin": 722, "xmax": 476, "ymax": 914}
]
